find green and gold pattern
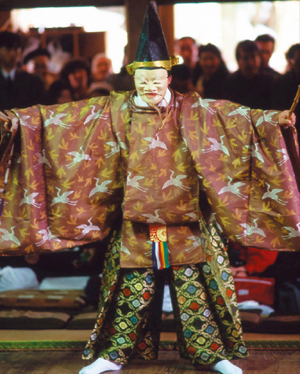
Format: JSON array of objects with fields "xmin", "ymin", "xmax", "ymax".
[{"xmin": 82, "ymin": 221, "xmax": 248, "ymax": 365}]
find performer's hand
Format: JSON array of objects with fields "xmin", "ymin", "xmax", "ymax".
[{"xmin": 278, "ymin": 110, "xmax": 296, "ymax": 128}]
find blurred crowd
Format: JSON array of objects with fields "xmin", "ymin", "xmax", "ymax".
[
  {"xmin": 0, "ymin": 31, "xmax": 299, "ymax": 121},
  {"xmin": 1, "ymin": 30, "xmax": 299, "ymax": 158}
]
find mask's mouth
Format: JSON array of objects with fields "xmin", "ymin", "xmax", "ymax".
[{"xmin": 143, "ymin": 92, "xmax": 161, "ymax": 98}]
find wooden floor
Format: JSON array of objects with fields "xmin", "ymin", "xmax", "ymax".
[{"xmin": 0, "ymin": 350, "xmax": 299, "ymax": 374}]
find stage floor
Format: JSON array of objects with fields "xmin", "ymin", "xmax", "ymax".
[
  {"xmin": 0, "ymin": 349, "xmax": 299, "ymax": 374},
  {"xmin": 0, "ymin": 330, "xmax": 299, "ymax": 351}
]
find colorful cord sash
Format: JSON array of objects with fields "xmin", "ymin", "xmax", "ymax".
[{"xmin": 150, "ymin": 224, "xmax": 169, "ymax": 269}]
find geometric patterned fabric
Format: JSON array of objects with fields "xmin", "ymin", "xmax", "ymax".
[{"xmin": 82, "ymin": 218, "xmax": 249, "ymax": 366}]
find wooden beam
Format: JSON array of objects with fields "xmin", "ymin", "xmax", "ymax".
[
  {"xmin": 0, "ymin": 11, "xmax": 11, "ymax": 30},
  {"xmin": 158, "ymin": 5, "xmax": 174, "ymax": 56},
  {"xmin": 0, "ymin": 0, "xmax": 286, "ymax": 10}
]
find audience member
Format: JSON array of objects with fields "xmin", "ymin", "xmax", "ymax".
[
  {"xmin": 45, "ymin": 79, "xmax": 73, "ymax": 105},
  {"xmin": 285, "ymin": 44, "xmax": 299, "ymax": 72},
  {"xmin": 169, "ymin": 64, "xmax": 194, "ymax": 94},
  {"xmin": 106, "ymin": 45, "xmax": 135, "ymax": 91},
  {"xmin": 255, "ymin": 34, "xmax": 281, "ymax": 77},
  {"xmin": 87, "ymin": 81, "xmax": 113, "ymax": 98},
  {"xmin": 60, "ymin": 59, "xmax": 90, "ymax": 100},
  {"xmin": 222, "ymin": 40, "xmax": 275, "ymax": 109},
  {"xmin": 272, "ymin": 43, "xmax": 300, "ymax": 145},
  {"xmin": 90, "ymin": 53, "xmax": 112, "ymax": 83},
  {"xmin": 176, "ymin": 36, "xmax": 198, "ymax": 70},
  {"xmin": 229, "ymin": 242, "xmax": 278, "ymax": 277},
  {"xmin": 193, "ymin": 43, "xmax": 229, "ymax": 99},
  {"xmin": 23, "ymin": 47, "xmax": 56, "ymax": 89},
  {"xmin": 0, "ymin": 31, "xmax": 44, "ymax": 111}
]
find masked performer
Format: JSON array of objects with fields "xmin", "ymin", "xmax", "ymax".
[{"xmin": 0, "ymin": 4, "xmax": 299, "ymax": 374}]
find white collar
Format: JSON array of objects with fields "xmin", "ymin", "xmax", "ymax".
[
  {"xmin": 134, "ymin": 88, "xmax": 171, "ymax": 107},
  {"xmin": 1, "ymin": 68, "xmax": 16, "ymax": 80}
]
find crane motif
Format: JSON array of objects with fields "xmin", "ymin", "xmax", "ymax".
[
  {"xmin": 121, "ymin": 245, "xmax": 131, "ymax": 255},
  {"xmin": 141, "ymin": 209, "xmax": 166, "ymax": 224},
  {"xmin": 127, "ymin": 172, "xmax": 148, "ymax": 192},
  {"xmin": 115, "ymin": 132, "xmax": 127, "ymax": 150},
  {"xmin": 19, "ymin": 115, "xmax": 36, "ymax": 130},
  {"xmin": 218, "ymin": 176, "xmax": 247, "ymax": 200},
  {"xmin": 162, "ymin": 170, "xmax": 191, "ymax": 192},
  {"xmin": 184, "ymin": 212, "xmax": 199, "ymax": 220},
  {"xmin": 44, "ymin": 111, "xmax": 69, "ymax": 128},
  {"xmin": 89, "ymin": 179, "xmax": 113, "ymax": 197},
  {"xmin": 104, "ymin": 142, "xmax": 120, "ymax": 158},
  {"xmin": 75, "ymin": 218, "xmax": 100, "ymax": 240},
  {"xmin": 51, "ymin": 188, "xmax": 77, "ymax": 206},
  {"xmin": 282, "ymin": 222, "xmax": 300, "ymax": 240},
  {"xmin": 276, "ymin": 149, "xmax": 289, "ymax": 166},
  {"xmin": 34, "ymin": 151, "xmax": 51, "ymax": 169},
  {"xmin": 228, "ymin": 106, "xmax": 251, "ymax": 121},
  {"xmin": 255, "ymin": 111, "xmax": 278, "ymax": 127},
  {"xmin": 66, "ymin": 146, "xmax": 91, "ymax": 168},
  {"xmin": 186, "ymin": 235, "xmax": 201, "ymax": 253},
  {"xmin": 262, "ymin": 183, "xmax": 287, "ymax": 205},
  {"xmin": 191, "ymin": 97, "xmax": 216, "ymax": 114},
  {"xmin": 36, "ymin": 228, "xmax": 61, "ymax": 246},
  {"xmin": 201, "ymin": 135, "xmax": 230, "ymax": 156},
  {"xmin": 19, "ymin": 189, "xmax": 42, "ymax": 208},
  {"xmin": 236, "ymin": 218, "xmax": 266, "ymax": 239},
  {"xmin": 84, "ymin": 106, "xmax": 108, "ymax": 125},
  {"xmin": 141, "ymin": 134, "xmax": 168, "ymax": 153},
  {"xmin": 242, "ymin": 143, "xmax": 264, "ymax": 163},
  {"xmin": 0, "ymin": 227, "xmax": 20, "ymax": 246}
]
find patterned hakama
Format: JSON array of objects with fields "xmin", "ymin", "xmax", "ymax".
[{"xmin": 82, "ymin": 220, "xmax": 248, "ymax": 366}]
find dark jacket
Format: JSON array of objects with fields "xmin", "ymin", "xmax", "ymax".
[
  {"xmin": 0, "ymin": 70, "xmax": 44, "ymax": 111},
  {"xmin": 222, "ymin": 70, "xmax": 275, "ymax": 110}
]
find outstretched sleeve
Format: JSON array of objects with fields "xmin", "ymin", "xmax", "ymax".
[
  {"xmin": 0, "ymin": 96, "xmax": 123, "ymax": 254},
  {"xmin": 180, "ymin": 92, "xmax": 300, "ymax": 251}
]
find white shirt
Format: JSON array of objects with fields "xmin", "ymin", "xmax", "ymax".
[{"xmin": 1, "ymin": 68, "xmax": 16, "ymax": 81}]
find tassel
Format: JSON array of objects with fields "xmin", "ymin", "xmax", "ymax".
[{"xmin": 150, "ymin": 224, "xmax": 169, "ymax": 269}]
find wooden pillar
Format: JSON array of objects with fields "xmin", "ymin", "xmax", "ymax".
[
  {"xmin": 0, "ymin": 11, "xmax": 11, "ymax": 30},
  {"xmin": 158, "ymin": 5, "xmax": 174, "ymax": 56},
  {"xmin": 125, "ymin": 0, "xmax": 150, "ymax": 64}
]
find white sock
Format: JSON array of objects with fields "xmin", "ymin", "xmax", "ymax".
[
  {"xmin": 79, "ymin": 357, "xmax": 122, "ymax": 374},
  {"xmin": 210, "ymin": 359, "xmax": 243, "ymax": 374}
]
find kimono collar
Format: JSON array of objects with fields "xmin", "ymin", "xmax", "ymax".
[{"xmin": 134, "ymin": 88, "xmax": 171, "ymax": 108}]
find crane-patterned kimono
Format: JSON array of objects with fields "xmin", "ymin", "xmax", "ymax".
[{"xmin": 0, "ymin": 90, "xmax": 299, "ymax": 365}]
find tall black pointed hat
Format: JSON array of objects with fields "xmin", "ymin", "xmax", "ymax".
[{"xmin": 126, "ymin": 2, "xmax": 179, "ymax": 75}]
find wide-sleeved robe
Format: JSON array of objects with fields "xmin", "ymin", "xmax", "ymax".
[{"xmin": 0, "ymin": 90, "xmax": 299, "ymax": 265}]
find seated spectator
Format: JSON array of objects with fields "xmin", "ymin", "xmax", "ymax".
[
  {"xmin": 0, "ymin": 31, "xmax": 44, "ymax": 111},
  {"xmin": 271, "ymin": 43, "xmax": 300, "ymax": 145},
  {"xmin": 193, "ymin": 43, "xmax": 229, "ymax": 99},
  {"xmin": 60, "ymin": 59, "xmax": 90, "ymax": 101},
  {"xmin": 255, "ymin": 34, "xmax": 281, "ymax": 77},
  {"xmin": 23, "ymin": 47, "xmax": 56, "ymax": 89},
  {"xmin": 90, "ymin": 53, "xmax": 112, "ymax": 83},
  {"xmin": 169, "ymin": 64, "xmax": 195, "ymax": 94},
  {"xmin": 222, "ymin": 40, "xmax": 275, "ymax": 109},
  {"xmin": 45, "ymin": 80, "xmax": 73, "ymax": 105}
]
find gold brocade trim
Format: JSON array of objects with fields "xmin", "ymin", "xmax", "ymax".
[
  {"xmin": 126, "ymin": 56, "xmax": 180, "ymax": 75},
  {"xmin": 150, "ymin": 224, "xmax": 167, "ymax": 242}
]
